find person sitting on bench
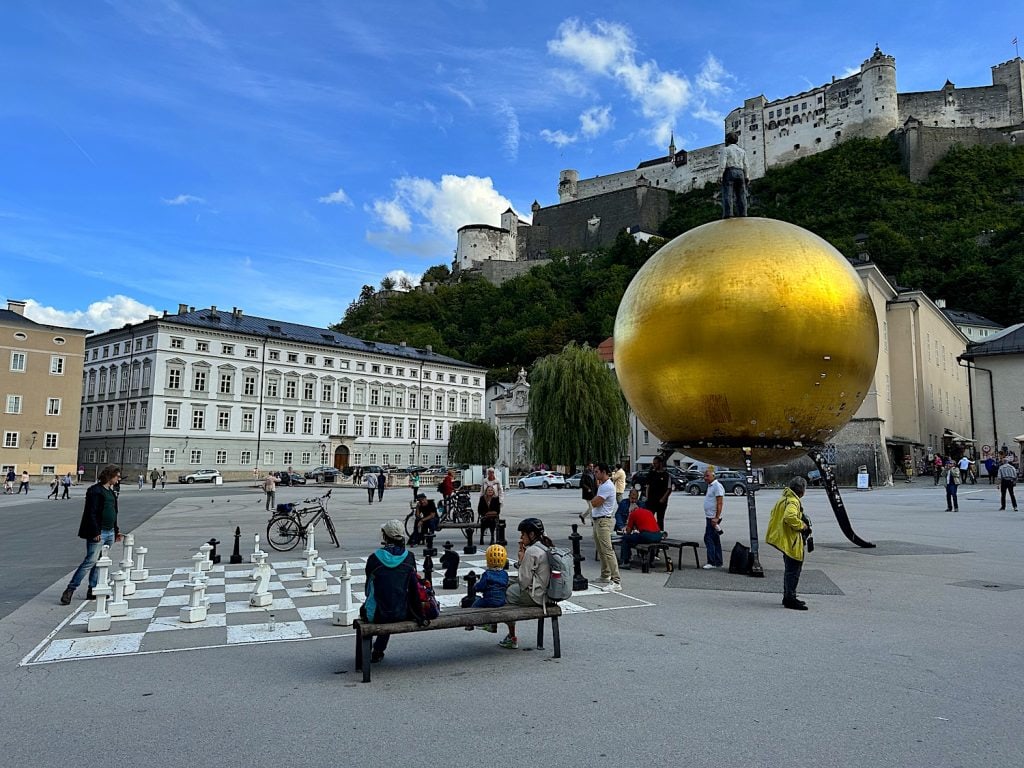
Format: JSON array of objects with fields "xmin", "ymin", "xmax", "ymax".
[
  {"xmin": 499, "ymin": 518, "xmax": 552, "ymax": 650},
  {"xmin": 619, "ymin": 504, "xmax": 662, "ymax": 568},
  {"xmin": 615, "ymin": 488, "xmax": 640, "ymax": 534},
  {"xmin": 362, "ymin": 520, "xmax": 417, "ymax": 663},
  {"xmin": 477, "ymin": 485, "xmax": 501, "ymax": 545},
  {"xmin": 409, "ymin": 494, "xmax": 438, "ymax": 546}
]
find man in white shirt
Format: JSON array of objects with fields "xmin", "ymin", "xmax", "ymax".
[
  {"xmin": 957, "ymin": 455, "xmax": 975, "ymax": 485},
  {"xmin": 702, "ymin": 467, "xmax": 725, "ymax": 569},
  {"xmin": 589, "ymin": 463, "xmax": 621, "ymax": 591},
  {"xmin": 719, "ymin": 132, "xmax": 749, "ymax": 218}
]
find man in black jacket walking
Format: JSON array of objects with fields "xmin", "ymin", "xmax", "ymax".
[
  {"xmin": 60, "ymin": 465, "xmax": 124, "ymax": 605},
  {"xmin": 579, "ymin": 462, "xmax": 597, "ymax": 525}
]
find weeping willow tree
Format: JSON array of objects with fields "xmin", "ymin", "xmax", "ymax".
[
  {"xmin": 448, "ymin": 420, "xmax": 498, "ymax": 466},
  {"xmin": 527, "ymin": 342, "xmax": 629, "ymax": 467}
]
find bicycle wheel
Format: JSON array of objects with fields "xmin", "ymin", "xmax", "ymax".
[
  {"xmin": 267, "ymin": 516, "xmax": 302, "ymax": 551},
  {"xmin": 404, "ymin": 511, "xmax": 416, "ymax": 538},
  {"xmin": 324, "ymin": 514, "xmax": 340, "ymax": 548}
]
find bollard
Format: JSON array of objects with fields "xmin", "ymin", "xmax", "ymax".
[
  {"xmin": 569, "ymin": 523, "xmax": 589, "ymax": 591},
  {"xmin": 229, "ymin": 527, "xmax": 243, "ymax": 564}
]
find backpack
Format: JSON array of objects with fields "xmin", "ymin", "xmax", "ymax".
[
  {"xmin": 437, "ymin": 481, "xmax": 445, "ymax": 494},
  {"xmin": 544, "ymin": 545, "xmax": 574, "ymax": 602},
  {"xmin": 407, "ymin": 573, "xmax": 441, "ymax": 626},
  {"xmin": 728, "ymin": 542, "xmax": 753, "ymax": 575}
]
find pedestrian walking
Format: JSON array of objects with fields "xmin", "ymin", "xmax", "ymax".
[
  {"xmin": 766, "ymin": 477, "xmax": 812, "ymax": 610},
  {"xmin": 933, "ymin": 454, "xmax": 943, "ymax": 485},
  {"xmin": 160, "ymin": 468, "xmax": 166, "ymax": 489},
  {"xmin": 365, "ymin": 471, "xmax": 377, "ymax": 504},
  {"xmin": 262, "ymin": 471, "xmax": 277, "ymax": 512},
  {"xmin": 4, "ymin": 468, "xmax": 15, "ymax": 494},
  {"xmin": 47, "ymin": 474, "xmax": 60, "ymax": 499},
  {"xmin": 702, "ymin": 467, "xmax": 725, "ymax": 568},
  {"xmin": 377, "ymin": 469, "xmax": 386, "ymax": 502},
  {"xmin": 579, "ymin": 462, "xmax": 596, "ymax": 525},
  {"xmin": 150, "ymin": 468, "xmax": 159, "ymax": 489},
  {"xmin": 945, "ymin": 460, "xmax": 961, "ymax": 512},
  {"xmin": 59, "ymin": 465, "xmax": 124, "ymax": 605},
  {"xmin": 410, "ymin": 470, "xmax": 420, "ymax": 501},
  {"xmin": 137, "ymin": 473, "xmax": 144, "ymax": 491},
  {"xmin": 998, "ymin": 456, "xmax": 1018, "ymax": 511},
  {"xmin": 984, "ymin": 456, "xmax": 998, "ymax": 485},
  {"xmin": 61, "ymin": 472, "xmax": 73, "ymax": 499},
  {"xmin": 958, "ymin": 455, "xmax": 975, "ymax": 485},
  {"xmin": 18, "ymin": 470, "xmax": 30, "ymax": 494}
]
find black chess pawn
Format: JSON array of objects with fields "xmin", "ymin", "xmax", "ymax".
[
  {"xmin": 460, "ymin": 570, "xmax": 477, "ymax": 608},
  {"xmin": 229, "ymin": 526, "xmax": 243, "ymax": 564},
  {"xmin": 569, "ymin": 523, "xmax": 588, "ymax": 591},
  {"xmin": 423, "ymin": 553, "xmax": 434, "ymax": 584},
  {"xmin": 440, "ymin": 542, "xmax": 460, "ymax": 590}
]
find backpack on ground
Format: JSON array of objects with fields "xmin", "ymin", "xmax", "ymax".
[
  {"xmin": 407, "ymin": 572, "xmax": 441, "ymax": 626},
  {"xmin": 544, "ymin": 545, "xmax": 574, "ymax": 602},
  {"xmin": 728, "ymin": 542, "xmax": 753, "ymax": 575}
]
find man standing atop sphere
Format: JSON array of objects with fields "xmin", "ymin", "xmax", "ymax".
[{"xmin": 719, "ymin": 132, "xmax": 749, "ymax": 218}]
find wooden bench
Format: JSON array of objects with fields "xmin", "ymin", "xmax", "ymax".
[
  {"xmin": 353, "ymin": 604, "xmax": 562, "ymax": 682},
  {"xmin": 634, "ymin": 538, "xmax": 701, "ymax": 573}
]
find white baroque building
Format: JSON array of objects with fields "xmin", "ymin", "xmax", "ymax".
[{"xmin": 78, "ymin": 304, "xmax": 486, "ymax": 480}]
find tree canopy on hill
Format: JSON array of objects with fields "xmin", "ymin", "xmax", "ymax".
[{"xmin": 335, "ymin": 138, "xmax": 1024, "ymax": 380}]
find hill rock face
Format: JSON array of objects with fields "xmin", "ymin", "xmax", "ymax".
[{"xmin": 337, "ymin": 138, "xmax": 1024, "ymax": 380}]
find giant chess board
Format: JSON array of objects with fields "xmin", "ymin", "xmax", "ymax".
[{"xmin": 23, "ymin": 557, "xmax": 652, "ymax": 665}]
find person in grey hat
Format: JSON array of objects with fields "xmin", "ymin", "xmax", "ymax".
[{"xmin": 361, "ymin": 520, "xmax": 417, "ymax": 663}]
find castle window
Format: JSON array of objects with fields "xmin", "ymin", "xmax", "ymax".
[
  {"xmin": 815, "ymin": 137, "xmax": 822, "ymax": 144},
  {"xmin": 835, "ymin": 131, "xmax": 842, "ymax": 139},
  {"xmin": 794, "ymin": 144, "xmax": 800, "ymax": 151},
  {"xmin": 817, "ymin": 96, "xmax": 823, "ymax": 103}
]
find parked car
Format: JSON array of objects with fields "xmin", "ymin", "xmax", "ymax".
[
  {"xmin": 684, "ymin": 470, "xmax": 748, "ymax": 496},
  {"xmin": 304, "ymin": 466, "xmax": 340, "ymax": 482},
  {"xmin": 404, "ymin": 465, "xmax": 428, "ymax": 475},
  {"xmin": 275, "ymin": 471, "xmax": 307, "ymax": 486},
  {"xmin": 177, "ymin": 469, "xmax": 222, "ymax": 484},
  {"xmin": 629, "ymin": 470, "xmax": 685, "ymax": 492},
  {"xmin": 517, "ymin": 471, "xmax": 566, "ymax": 489},
  {"xmin": 565, "ymin": 472, "xmax": 583, "ymax": 489},
  {"xmin": 358, "ymin": 465, "xmax": 384, "ymax": 475}
]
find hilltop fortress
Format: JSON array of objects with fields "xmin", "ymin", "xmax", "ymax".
[{"xmin": 455, "ymin": 48, "xmax": 1023, "ymax": 280}]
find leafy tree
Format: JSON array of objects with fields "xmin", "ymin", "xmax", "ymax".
[
  {"xmin": 527, "ymin": 343, "xmax": 629, "ymax": 467},
  {"xmin": 380, "ymin": 276, "xmax": 396, "ymax": 290},
  {"xmin": 422, "ymin": 264, "xmax": 451, "ymax": 283},
  {"xmin": 447, "ymin": 420, "xmax": 498, "ymax": 466}
]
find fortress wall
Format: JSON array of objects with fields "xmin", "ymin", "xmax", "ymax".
[
  {"xmin": 899, "ymin": 86, "xmax": 1011, "ymax": 128},
  {"xmin": 574, "ymin": 169, "xmax": 638, "ymax": 199}
]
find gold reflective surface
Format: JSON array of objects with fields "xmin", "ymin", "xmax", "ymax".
[{"xmin": 614, "ymin": 218, "xmax": 879, "ymax": 466}]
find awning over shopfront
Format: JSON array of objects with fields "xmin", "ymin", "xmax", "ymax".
[{"xmin": 943, "ymin": 429, "xmax": 975, "ymax": 443}]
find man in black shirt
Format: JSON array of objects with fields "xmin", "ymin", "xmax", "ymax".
[
  {"xmin": 60, "ymin": 465, "xmax": 124, "ymax": 605},
  {"xmin": 643, "ymin": 456, "xmax": 673, "ymax": 532},
  {"xmin": 579, "ymin": 462, "xmax": 597, "ymax": 525}
]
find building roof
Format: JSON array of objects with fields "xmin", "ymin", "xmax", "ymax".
[
  {"xmin": 0, "ymin": 308, "xmax": 91, "ymax": 335},
  {"xmin": 100, "ymin": 307, "xmax": 485, "ymax": 370},
  {"xmin": 961, "ymin": 323, "xmax": 1024, "ymax": 359},
  {"xmin": 941, "ymin": 308, "xmax": 1004, "ymax": 329}
]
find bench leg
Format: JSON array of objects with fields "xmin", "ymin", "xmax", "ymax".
[
  {"xmin": 361, "ymin": 633, "xmax": 373, "ymax": 683},
  {"xmin": 640, "ymin": 548, "xmax": 651, "ymax": 574},
  {"xmin": 355, "ymin": 624, "xmax": 363, "ymax": 672},
  {"xmin": 691, "ymin": 545, "xmax": 700, "ymax": 569},
  {"xmin": 536, "ymin": 616, "xmax": 545, "ymax": 650},
  {"xmin": 551, "ymin": 616, "xmax": 561, "ymax": 659}
]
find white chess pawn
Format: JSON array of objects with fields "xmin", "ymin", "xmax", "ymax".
[
  {"xmin": 180, "ymin": 575, "xmax": 209, "ymax": 623},
  {"xmin": 199, "ymin": 542, "xmax": 213, "ymax": 572},
  {"xmin": 87, "ymin": 546, "xmax": 113, "ymax": 632},
  {"xmin": 131, "ymin": 546, "xmax": 149, "ymax": 582},
  {"xmin": 332, "ymin": 560, "xmax": 358, "ymax": 626},
  {"xmin": 109, "ymin": 570, "xmax": 129, "ymax": 617},
  {"xmin": 309, "ymin": 557, "xmax": 327, "ymax": 593}
]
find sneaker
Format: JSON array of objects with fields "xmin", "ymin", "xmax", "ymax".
[
  {"xmin": 59, "ymin": 588, "xmax": 74, "ymax": 606},
  {"xmin": 370, "ymin": 651, "xmax": 385, "ymax": 663},
  {"xmin": 592, "ymin": 578, "xmax": 611, "ymax": 585},
  {"xmin": 604, "ymin": 581, "xmax": 622, "ymax": 592},
  {"xmin": 702, "ymin": 563, "xmax": 716, "ymax": 570},
  {"xmin": 498, "ymin": 635, "xmax": 518, "ymax": 650},
  {"xmin": 481, "ymin": 624, "xmax": 497, "ymax": 633},
  {"xmin": 465, "ymin": 625, "xmax": 475, "ymax": 631},
  {"xmin": 86, "ymin": 588, "xmax": 95, "ymax": 600}
]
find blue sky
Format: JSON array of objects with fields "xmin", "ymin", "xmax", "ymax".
[{"xmin": 2, "ymin": 1, "xmax": 1019, "ymax": 331}]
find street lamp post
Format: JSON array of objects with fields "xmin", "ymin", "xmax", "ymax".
[{"xmin": 411, "ymin": 440, "xmax": 418, "ymax": 466}]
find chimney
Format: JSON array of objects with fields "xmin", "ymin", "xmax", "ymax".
[
  {"xmin": 935, "ymin": 299, "xmax": 947, "ymax": 309},
  {"xmin": 162, "ymin": 310, "xmax": 168, "ymax": 317},
  {"xmin": 425, "ymin": 344, "xmax": 433, "ymax": 353},
  {"xmin": 400, "ymin": 341, "xmax": 406, "ymax": 347},
  {"xmin": 189, "ymin": 306, "xmax": 195, "ymax": 313},
  {"xmin": 178, "ymin": 303, "xmax": 188, "ymax": 315},
  {"xmin": 6, "ymin": 300, "xmax": 26, "ymax": 316},
  {"xmin": 148, "ymin": 314, "xmax": 157, "ymax": 320},
  {"xmin": 232, "ymin": 308, "xmax": 243, "ymax": 319},
  {"xmin": 210, "ymin": 305, "xmax": 218, "ymax": 314}
]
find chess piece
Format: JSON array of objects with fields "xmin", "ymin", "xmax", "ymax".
[
  {"xmin": 440, "ymin": 542, "xmax": 460, "ymax": 590},
  {"xmin": 207, "ymin": 537, "xmax": 221, "ymax": 565},
  {"xmin": 120, "ymin": 534, "xmax": 136, "ymax": 597},
  {"xmin": 462, "ymin": 526, "xmax": 477, "ymax": 556},
  {"xmin": 250, "ymin": 533, "xmax": 261, "ymax": 563},
  {"xmin": 460, "ymin": 570, "xmax": 477, "ymax": 608},
  {"xmin": 249, "ymin": 551, "xmax": 272, "ymax": 607},
  {"xmin": 302, "ymin": 527, "xmax": 317, "ymax": 578},
  {"xmin": 309, "ymin": 558, "xmax": 328, "ymax": 593},
  {"xmin": 130, "ymin": 546, "xmax": 149, "ymax": 582},
  {"xmin": 424, "ymin": 534, "xmax": 437, "ymax": 558},
  {"xmin": 331, "ymin": 561, "xmax": 358, "ymax": 626},
  {"xmin": 108, "ymin": 570, "xmax": 129, "ymax": 617},
  {"xmin": 87, "ymin": 546, "xmax": 113, "ymax": 632},
  {"xmin": 229, "ymin": 527, "xmax": 243, "ymax": 564},
  {"xmin": 496, "ymin": 519, "xmax": 508, "ymax": 547},
  {"xmin": 191, "ymin": 551, "xmax": 205, "ymax": 581},
  {"xmin": 180, "ymin": 572, "xmax": 209, "ymax": 623},
  {"xmin": 199, "ymin": 542, "xmax": 213, "ymax": 572},
  {"xmin": 569, "ymin": 523, "xmax": 588, "ymax": 591},
  {"xmin": 250, "ymin": 536, "xmax": 267, "ymax": 580},
  {"xmin": 423, "ymin": 553, "xmax": 433, "ymax": 584}
]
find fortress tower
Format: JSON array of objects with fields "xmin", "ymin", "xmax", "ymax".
[{"xmin": 991, "ymin": 57, "xmax": 1024, "ymax": 125}]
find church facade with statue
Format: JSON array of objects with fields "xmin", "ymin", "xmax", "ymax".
[{"xmin": 485, "ymin": 368, "xmax": 532, "ymax": 473}]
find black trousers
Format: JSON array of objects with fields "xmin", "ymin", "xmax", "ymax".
[
  {"xmin": 1000, "ymin": 479, "xmax": 1017, "ymax": 509},
  {"xmin": 782, "ymin": 554, "xmax": 803, "ymax": 602}
]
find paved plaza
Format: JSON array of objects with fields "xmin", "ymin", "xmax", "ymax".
[{"xmin": 1, "ymin": 479, "xmax": 1021, "ymax": 767}]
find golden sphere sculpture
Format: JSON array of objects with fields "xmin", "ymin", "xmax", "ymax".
[{"xmin": 614, "ymin": 217, "xmax": 879, "ymax": 466}]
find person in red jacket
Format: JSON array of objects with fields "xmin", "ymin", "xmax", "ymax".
[{"xmin": 619, "ymin": 504, "xmax": 663, "ymax": 568}]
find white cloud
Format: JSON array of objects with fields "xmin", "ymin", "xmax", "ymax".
[
  {"xmin": 540, "ymin": 128, "xmax": 577, "ymax": 147},
  {"xmin": 695, "ymin": 53, "xmax": 734, "ymax": 97},
  {"xmin": 370, "ymin": 199, "xmax": 412, "ymax": 232},
  {"xmin": 318, "ymin": 187, "xmax": 352, "ymax": 205},
  {"xmin": 367, "ymin": 174, "xmax": 517, "ymax": 255},
  {"xmin": 548, "ymin": 18, "xmax": 692, "ymax": 145},
  {"xmin": 691, "ymin": 99, "xmax": 725, "ymax": 127},
  {"xmin": 841, "ymin": 65, "xmax": 860, "ymax": 79},
  {"xmin": 384, "ymin": 269, "xmax": 420, "ymax": 289},
  {"xmin": 496, "ymin": 99, "xmax": 520, "ymax": 161},
  {"xmin": 162, "ymin": 193, "xmax": 205, "ymax": 206},
  {"xmin": 24, "ymin": 295, "xmax": 159, "ymax": 332},
  {"xmin": 579, "ymin": 105, "xmax": 613, "ymax": 138}
]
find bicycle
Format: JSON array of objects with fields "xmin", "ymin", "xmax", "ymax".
[
  {"xmin": 266, "ymin": 490, "xmax": 339, "ymax": 552},
  {"xmin": 404, "ymin": 489, "xmax": 475, "ymax": 538}
]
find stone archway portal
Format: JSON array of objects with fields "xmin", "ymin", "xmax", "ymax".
[{"xmin": 334, "ymin": 445, "xmax": 350, "ymax": 471}]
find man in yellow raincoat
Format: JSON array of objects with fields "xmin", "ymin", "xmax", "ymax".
[{"xmin": 765, "ymin": 476, "xmax": 811, "ymax": 611}]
